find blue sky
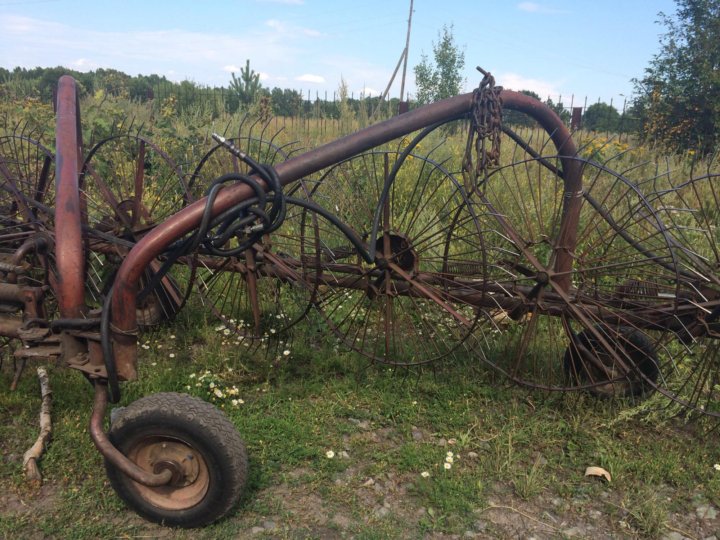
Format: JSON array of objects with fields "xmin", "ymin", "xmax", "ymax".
[{"xmin": 0, "ymin": 0, "xmax": 677, "ymax": 106}]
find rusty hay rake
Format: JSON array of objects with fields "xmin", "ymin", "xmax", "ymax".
[{"xmin": 1, "ymin": 73, "xmax": 719, "ymax": 526}]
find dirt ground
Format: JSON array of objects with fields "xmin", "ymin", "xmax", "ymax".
[{"xmin": 2, "ymin": 423, "xmax": 720, "ymax": 539}]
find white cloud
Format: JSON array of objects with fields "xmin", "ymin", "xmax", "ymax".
[
  {"xmin": 518, "ymin": 2, "xmax": 541, "ymax": 12},
  {"xmin": 0, "ymin": 15, "xmax": 60, "ymax": 35},
  {"xmin": 357, "ymin": 86, "xmax": 380, "ymax": 97},
  {"xmin": 296, "ymin": 74, "xmax": 325, "ymax": 84},
  {"xmin": 497, "ymin": 72, "xmax": 563, "ymax": 100},
  {"xmin": 265, "ymin": 18, "xmax": 320, "ymax": 38},
  {"xmin": 517, "ymin": 2, "xmax": 569, "ymax": 14},
  {"xmin": 0, "ymin": 14, "xmax": 387, "ymax": 94},
  {"xmin": 71, "ymin": 58, "xmax": 98, "ymax": 71},
  {"xmin": 0, "ymin": 14, "xmax": 314, "ymax": 87},
  {"xmin": 165, "ymin": 70, "xmax": 181, "ymax": 82}
]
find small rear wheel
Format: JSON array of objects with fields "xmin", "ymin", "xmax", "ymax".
[
  {"xmin": 105, "ymin": 392, "xmax": 248, "ymax": 528},
  {"xmin": 563, "ymin": 326, "xmax": 659, "ymax": 398}
]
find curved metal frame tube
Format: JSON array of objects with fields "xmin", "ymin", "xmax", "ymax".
[
  {"xmin": 99, "ymin": 90, "xmax": 579, "ymax": 381},
  {"xmin": 89, "ymin": 383, "xmax": 173, "ymax": 486}
]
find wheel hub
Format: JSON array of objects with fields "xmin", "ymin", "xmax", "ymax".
[
  {"xmin": 127, "ymin": 436, "xmax": 210, "ymax": 510},
  {"xmin": 147, "ymin": 441, "xmax": 200, "ymax": 487},
  {"xmin": 374, "ymin": 232, "xmax": 418, "ymax": 273}
]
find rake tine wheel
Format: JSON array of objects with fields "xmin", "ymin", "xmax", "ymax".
[
  {"xmin": 472, "ymin": 125, "xmax": 720, "ymax": 417},
  {"xmin": 0, "ymin": 133, "xmax": 55, "ymax": 226},
  {"xmin": 640, "ymin": 167, "xmax": 720, "ymax": 416},
  {"xmin": 0, "ymin": 135, "xmax": 57, "ymax": 291},
  {"xmin": 469, "ymin": 138, "xmax": 681, "ymax": 397},
  {"xmin": 80, "ymin": 135, "xmax": 195, "ymax": 324},
  {"xmin": 294, "ymin": 145, "xmax": 486, "ymax": 366},
  {"xmin": 188, "ymin": 132, "xmax": 311, "ymax": 339}
]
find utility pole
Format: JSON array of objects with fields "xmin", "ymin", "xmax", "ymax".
[{"xmin": 398, "ymin": 0, "xmax": 414, "ymax": 114}]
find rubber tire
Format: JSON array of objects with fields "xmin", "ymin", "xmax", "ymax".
[
  {"xmin": 563, "ymin": 326, "xmax": 659, "ymax": 398},
  {"xmin": 105, "ymin": 392, "xmax": 248, "ymax": 528}
]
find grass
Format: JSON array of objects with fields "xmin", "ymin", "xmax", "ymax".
[{"xmin": 2, "ymin": 300, "xmax": 720, "ymax": 539}]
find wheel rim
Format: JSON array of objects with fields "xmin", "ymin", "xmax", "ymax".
[
  {"xmin": 296, "ymin": 147, "xmax": 487, "ymax": 365},
  {"xmin": 126, "ymin": 435, "xmax": 210, "ymax": 511},
  {"xmin": 186, "ymin": 129, "xmax": 301, "ymax": 202}
]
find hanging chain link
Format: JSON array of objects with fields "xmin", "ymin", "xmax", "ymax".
[{"xmin": 463, "ymin": 67, "xmax": 503, "ymax": 193}]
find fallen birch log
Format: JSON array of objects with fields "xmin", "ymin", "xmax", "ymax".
[{"xmin": 23, "ymin": 366, "xmax": 52, "ymax": 482}]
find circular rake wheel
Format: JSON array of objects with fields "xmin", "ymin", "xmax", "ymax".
[
  {"xmin": 0, "ymin": 134, "xmax": 55, "ymax": 230},
  {"xmin": 295, "ymin": 147, "xmax": 487, "ymax": 366},
  {"xmin": 641, "ymin": 170, "xmax": 720, "ymax": 415},
  {"xmin": 466, "ymin": 132, "xmax": 683, "ymax": 396},
  {"xmin": 187, "ymin": 130, "xmax": 300, "ymax": 201},
  {"xmin": 80, "ymin": 134, "xmax": 194, "ymax": 324},
  {"xmin": 0, "ymin": 135, "xmax": 58, "ymax": 300},
  {"xmin": 189, "ymin": 133, "xmax": 310, "ymax": 339},
  {"xmin": 106, "ymin": 392, "xmax": 248, "ymax": 528},
  {"xmin": 193, "ymin": 219, "xmax": 316, "ymax": 340}
]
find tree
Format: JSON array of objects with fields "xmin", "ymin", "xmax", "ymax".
[
  {"xmin": 96, "ymin": 68, "xmax": 131, "ymax": 97},
  {"xmin": 633, "ymin": 0, "xmax": 720, "ymax": 154},
  {"xmin": 583, "ymin": 102, "xmax": 620, "ymax": 132},
  {"xmin": 413, "ymin": 25, "xmax": 465, "ymax": 105},
  {"xmin": 269, "ymin": 88, "xmax": 302, "ymax": 117},
  {"xmin": 229, "ymin": 59, "xmax": 262, "ymax": 111},
  {"xmin": 545, "ymin": 97, "xmax": 571, "ymax": 125}
]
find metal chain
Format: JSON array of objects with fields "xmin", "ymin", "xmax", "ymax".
[{"xmin": 463, "ymin": 67, "xmax": 503, "ymax": 193}]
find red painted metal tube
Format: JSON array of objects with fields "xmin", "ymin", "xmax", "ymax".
[
  {"xmin": 55, "ymin": 75, "xmax": 86, "ymax": 318},
  {"xmin": 109, "ymin": 89, "xmax": 580, "ymax": 381}
]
